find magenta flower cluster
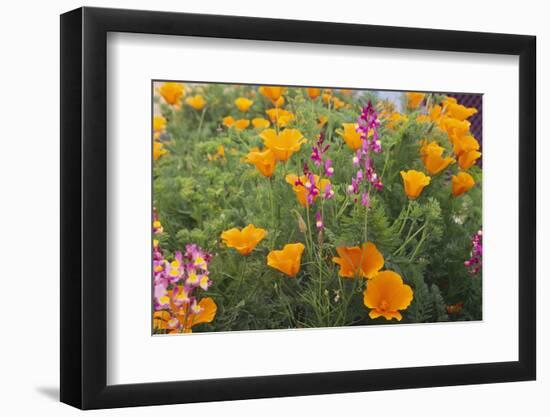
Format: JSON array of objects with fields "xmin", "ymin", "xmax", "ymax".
[
  {"xmin": 464, "ymin": 229, "xmax": 482, "ymax": 275},
  {"xmin": 348, "ymin": 101, "xmax": 383, "ymax": 206},
  {"xmin": 153, "ymin": 213, "xmax": 213, "ymax": 315}
]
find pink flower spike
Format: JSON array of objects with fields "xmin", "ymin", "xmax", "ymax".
[{"xmin": 315, "ymin": 212, "xmax": 324, "ymax": 231}]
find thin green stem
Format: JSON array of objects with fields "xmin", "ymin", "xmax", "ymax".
[{"xmin": 398, "ymin": 200, "xmax": 412, "ymax": 234}]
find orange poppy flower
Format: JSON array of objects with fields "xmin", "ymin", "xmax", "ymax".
[
  {"xmin": 158, "ymin": 82, "xmax": 185, "ymax": 106},
  {"xmin": 259, "ymin": 86, "xmax": 284, "ymax": 103},
  {"xmin": 223, "ymin": 116, "xmax": 235, "ymax": 128},
  {"xmin": 234, "ymin": 119, "xmax": 250, "ymax": 131},
  {"xmin": 260, "ymin": 128, "xmax": 305, "ymax": 161},
  {"xmin": 406, "ymin": 92, "xmax": 426, "ymax": 109},
  {"xmin": 400, "ymin": 170, "xmax": 431, "ymax": 199},
  {"xmin": 285, "ymin": 174, "xmax": 330, "ymax": 207},
  {"xmin": 154, "ymin": 297, "xmax": 217, "ymax": 333},
  {"xmin": 386, "ymin": 112, "xmax": 408, "ymax": 129},
  {"xmin": 338, "ymin": 123, "xmax": 362, "ymax": 151},
  {"xmin": 221, "ymin": 224, "xmax": 267, "ymax": 255},
  {"xmin": 318, "ymin": 116, "xmax": 328, "ymax": 127},
  {"xmin": 363, "ymin": 270, "xmax": 413, "ymax": 321},
  {"xmin": 450, "ymin": 134, "xmax": 479, "ymax": 156},
  {"xmin": 332, "ymin": 242, "xmax": 384, "ymax": 279},
  {"xmin": 267, "ymin": 243, "xmax": 305, "ymax": 277},
  {"xmin": 252, "ymin": 117, "xmax": 270, "ymax": 129},
  {"xmin": 153, "ymin": 141, "xmax": 167, "ymax": 160},
  {"xmin": 235, "ymin": 97, "xmax": 254, "ymax": 112},
  {"xmin": 451, "ymin": 172, "xmax": 475, "ymax": 196},
  {"xmin": 440, "ymin": 118, "xmax": 471, "ymax": 143},
  {"xmin": 153, "ymin": 115, "xmax": 167, "ymax": 132},
  {"xmin": 332, "ymin": 97, "xmax": 345, "ymax": 109},
  {"xmin": 445, "ymin": 102, "xmax": 477, "ymax": 121},
  {"xmin": 306, "ymin": 87, "xmax": 321, "ymax": 99},
  {"xmin": 245, "ymin": 148, "xmax": 277, "ymax": 177},
  {"xmin": 185, "ymin": 95, "xmax": 206, "ymax": 110},
  {"xmin": 420, "ymin": 140, "xmax": 455, "ymax": 175},
  {"xmin": 265, "ymin": 108, "xmax": 295, "ymax": 127}
]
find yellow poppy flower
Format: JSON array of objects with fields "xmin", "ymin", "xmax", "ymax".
[
  {"xmin": 332, "ymin": 97, "xmax": 345, "ymax": 109},
  {"xmin": 429, "ymin": 104, "xmax": 444, "ymax": 123},
  {"xmin": 252, "ymin": 117, "xmax": 270, "ymax": 129},
  {"xmin": 265, "ymin": 108, "xmax": 295, "ymax": 127},
  {"xmin": 267, "ymin": 243, "xmax": 305, "ymax": 277},
  {"xmin": 318, "ymin": 116, "xmax": 328, "ymax": 127},
  {"xmin": 285, "ymin": 174, "xmax": 330, "ymax": 207},
  {"xmin": 153, "ymin": 115, "xmax": 167, "ymax": 132},
  {"xmin": 221, "ymin": 224, "xmax": 267, "ymax": 255},
  {"xmin": 338, "ymin": 123, "xmax": 362, "ymax": 151},
  {"xmin": 451, "ymin": 134, "xmax": 479, "ymax": 157},
  {"xmin": 439, "ymin": 117, "xmax": 471, "ymax": 142},
  {"xmin": 420, "ymin": 140, "xmax": 455, "ymax": 175},
  {"xmin": 386, "ymin": 112, "xmax": 408, "ymax": 129},
  {"xmin": 223, "ymin": 116, "xmax": 235, "ymax": 127},
  {"xmin": 273, "ymin": 96, "xmax": 285, "ymax": 108},
  {"xmin": 416, "ymin": 114, "xmax": 431, "ymax": 123},
  {"xmin": 153, "ymin": 141, "xmax": 167, "ymax": 160},
  {"xmin": 332, "ymin": 242, "xmax": 384, "ymax": 279},
  {"xmin": 340, "ymin": 89, "xmax": 353, "ymax": 95},
  {"xmin": 363, "ymin": 270, "xmax": 413, "ymax": 321},
  {"xmin": 306, "ymin": 87, "xmax": 321, "ymax": 99},
  {"xmin": 259, "ymin": 86, "xmax": 284, "ymax": 103},
  {"xmin": 260, "ymin": 128, "xmax": 305, "ymax": 161},
  {"xmin": 235, "ymin": 97, "xmax": 254, "ymax": 112},
  {"xmin": 208, "ymin": 145, "xmax": 225, "ymax": 161},
  {"xmin": 234, "ymin": 119, "xmax": 250, "ymax": 131},
  {"xmin": 400, "ymin": 170, "xmax": 431, "ymax": 199},
  {"xmin": 185, "ymin": 95, "xmax": 206, "ymax": 110},
  {"xmin": 445, "ymin": 102, "xmax": 477, "ymax": 121},
  {"xmin": 406, "ymin": 92, "xmax": 426, "ymax": 109},
  {"xmin": 245, "ymin": 148, "xmax": 277, "ymax": 177},
  {"xmin": 158, "ymin": 82, "xmax": 185, "ymax": 106},
  {"xmin": 458, "ymin": 150, "xmax": 482, "ymax": 170},
  {"xmin": 452, "ymin": 172, "xmax": 475, "ymax": 196}
]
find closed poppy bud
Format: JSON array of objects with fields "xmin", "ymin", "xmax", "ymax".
[
  {"xmin": 221, "ymin": 224, "xmax": 267, "ymax": 255},
  {"xmin": 405, "ymin": 92, "xmax": 425, "ymax": 109},
  {"xmin": 400, "ymin": 170, "xmax": 431, "ymax": 199},
  {"xmin": 363, "ymin": 270, "xmax": 413, "ymax": 321},
  {"xmin": 245, "ymin": 148, "xmax": 277, "ymax": 177},
  {"xmin": 452, "ymin": 172, "xmax": 475, "ymax": 196},
  {"xmin": 267, "ymin": 243, "xmax": 305, "ymax": 277},
  {"xmin": 235, "ymin": 97, "xmax": 253, "ymax": 112},
  {"xmin": 158, "ymin": 82, "xmax": 185, "ymax": 106},
  {"xmin": 185, "ymin": 94, "xmax": 206, "ymax": 110}
]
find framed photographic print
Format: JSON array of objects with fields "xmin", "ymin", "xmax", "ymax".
[{"xmin": 60, "ymin": 6, "xmax": 536, "ymax": 410}]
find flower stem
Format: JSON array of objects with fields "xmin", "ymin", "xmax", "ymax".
[
  {"xmin": 197, "ymin": 107, "xmax": 207, "ymax": 138},
  {"xmin": 398, "ymin": 200, "xmax": 412, "ymax": 234}
]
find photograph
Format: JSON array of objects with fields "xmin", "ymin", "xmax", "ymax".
[{"xmin": 151, "ymin": 81, "xmax": 483, "ymax": 334}]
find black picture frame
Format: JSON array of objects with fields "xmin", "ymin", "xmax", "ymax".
[{"xmin": 60, "ymin": 6, "xmax": 536, "ymax": 410}]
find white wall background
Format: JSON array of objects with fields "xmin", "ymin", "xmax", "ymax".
[{"xmin": 0, "ymin": 0, "xmax": 544, "ymax": 415}]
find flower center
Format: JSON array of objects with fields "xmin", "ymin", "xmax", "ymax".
[{"xmin": 379, "ymin": 300, "xmax": 389, "ymax": 311}]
